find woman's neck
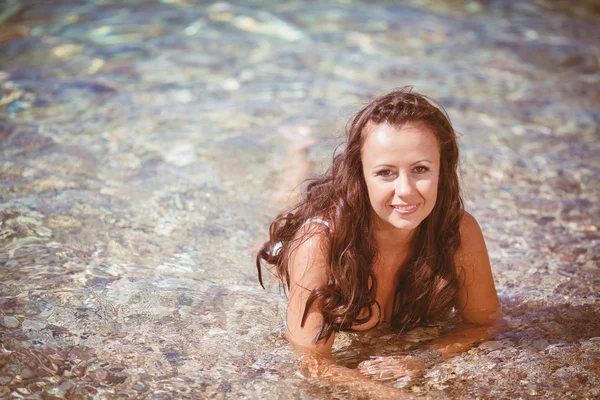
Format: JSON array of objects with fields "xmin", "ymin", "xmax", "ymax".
[
  {"xmin": 371, "ymin": 216, "xmax": 414, "ymax": 249},
  {"xmin": 371, "ymin": 221, "xmax": 414, "ymax": 275}
]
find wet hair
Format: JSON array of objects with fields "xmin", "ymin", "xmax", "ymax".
[{"xmin": 257, "ymin": 86, "xmax": 463, "ymax": 343}]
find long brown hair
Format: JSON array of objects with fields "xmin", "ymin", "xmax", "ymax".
[{"xmin": 257, "ymin": 87, "xmax": 463, "ymax": 343}]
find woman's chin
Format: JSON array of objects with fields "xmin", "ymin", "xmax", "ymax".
[{"xmin": 378, "ymin": 215, "xmax": 424, "ymax": 232}]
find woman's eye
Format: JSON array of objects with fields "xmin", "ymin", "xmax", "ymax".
[
  {"xmin": 413, "ymin": 166, "xmax": 429, "ymax": 174},
  {"xmin": 375, "ymin": 170, "xmax": 393, "ymax": 177}
]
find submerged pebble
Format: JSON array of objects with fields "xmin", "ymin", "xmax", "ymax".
[
  {"xmin": 5, "ymin": 100, "xmax": 29, "ymax": 117},
  {"xmin": 1, "ymin": 316, "xmax": 20, "ymax": 328},
  {"xmin": 0, "ymin": 0, "xmax": 598, "ymax": 399}
]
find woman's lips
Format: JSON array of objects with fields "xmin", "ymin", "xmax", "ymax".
[{"xmin": 391, "ymin": 203, "xmax": 419, "ymax": 215}]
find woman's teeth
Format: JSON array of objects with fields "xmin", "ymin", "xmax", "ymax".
[{"xmin": 393, "ymin": 204, "xmax": 418, "ymax": 212}]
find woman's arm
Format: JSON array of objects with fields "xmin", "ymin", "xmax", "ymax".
[
  {"xmin": 428, "ymin": 211, "xmax": 505, "ymax": 358},
  {"xmin": 287, "ymin": 224, "xmax": 414, "ymax": 399},
  {"xmin": 286, "ymin": 224, "xmax": 334, "ymax": 357},
  {"xmin": 298, "ymin": 351, "xmax": 415, "ymax": 400},
  {"xmin": 358, "ymin": 212, "xmax": 504, "ymax": 380}
]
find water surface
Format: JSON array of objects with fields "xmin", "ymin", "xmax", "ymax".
[{"xmin": 1, "ymin": 0, "xmax": 599, "ymax": 398}]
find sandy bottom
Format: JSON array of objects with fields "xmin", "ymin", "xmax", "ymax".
[{"xmin": 0, "ymin": 0, "xmax": 599, "ymax": 398}]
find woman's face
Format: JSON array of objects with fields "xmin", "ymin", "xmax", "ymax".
[{"xmin": 361, "ymin": 121, "xmax": 440, "ymax": 233}]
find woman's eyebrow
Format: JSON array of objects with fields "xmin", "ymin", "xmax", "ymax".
[
  {"xmin": 410, "ymin": 159, "xmax": 432, "ymax": 166},
  {"xmin": 373, "ymin": 160, "xmax": 433, "ymax": 168},
  {"xmin": 372, "ymin": 163, "xmax": 395, "ymax": 169},
  {"xmin": 373, "ymin": 159, "xmax": 433, "ymax": 169}
]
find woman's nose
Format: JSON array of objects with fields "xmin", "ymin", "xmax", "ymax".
[{"xmin": 394, "ymin": 173, "xmax": 415, "ymax": 197}]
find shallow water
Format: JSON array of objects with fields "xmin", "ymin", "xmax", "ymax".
[{"xmin": 0, "ymin": 0, "xmax": 599, "ymax": 398}]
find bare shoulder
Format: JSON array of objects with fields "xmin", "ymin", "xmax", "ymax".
[
  {"xmin": 288, "ymin": 222, "xmax": 330, "ymax": 288},
  {"xmin": 287, "ymin": 221, "xmax": 335, "ymax": 355},
  {"xmin": 459, "ymin": 211, "xmax": 483, "ymax": 239},
  {"xmin": 456, "ymin": 211, "xmax": 487, "ymax": 258},
  {"xmin": 454, "ymin": 211, "xmax": 501, "ymax": 324}
]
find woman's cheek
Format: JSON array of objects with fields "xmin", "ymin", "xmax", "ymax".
[{"xmin": 418, "ymin": 178, "xmax": 438, "ymax": 200}]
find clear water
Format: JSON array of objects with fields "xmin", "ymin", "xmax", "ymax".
[{"xmin": 0, "ymin": 0, "xmax": 599, "ymax": 398}]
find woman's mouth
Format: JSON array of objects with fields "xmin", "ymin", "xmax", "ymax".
[{"xmin": 392, "ymin": 204, "xmax": 419, "ymax": 215}]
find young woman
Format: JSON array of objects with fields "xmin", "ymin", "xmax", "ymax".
[{"xmin": 257, "ymin": 87, "xmax": 502, "ymax": 396}]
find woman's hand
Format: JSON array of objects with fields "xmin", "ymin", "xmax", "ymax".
[
  {"xmin": 300, "ymin": 352, "xmax": 416, "ymax": 400},
  {"xmin": 357, "ymin": 355, "xmax": 425, "ymax": 382},
  {"xmin": 428, "ymin": 319, "xmax": 506, "ymax": 359}
]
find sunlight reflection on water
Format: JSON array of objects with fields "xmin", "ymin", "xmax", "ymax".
[{"xmin": 0, "ymin": 0, "xmax": 599, "ymax": 398}]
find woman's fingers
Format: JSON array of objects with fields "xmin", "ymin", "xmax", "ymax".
[{"xmin": 357, "ymin": 356, "xmax": 425, "ymax": 381}]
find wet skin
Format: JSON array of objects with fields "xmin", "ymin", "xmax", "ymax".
[
  {"xmin": 286, "ymin": 122, "xmax": 502, "ymax": 391},
  {"xmin": 361, "ymin": 121, "xmax": 440, "ymax": 237}
]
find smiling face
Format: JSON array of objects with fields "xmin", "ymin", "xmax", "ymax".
[{"xmin": 361, "ymin": 121, "xmax": 440, "ymax": 234}]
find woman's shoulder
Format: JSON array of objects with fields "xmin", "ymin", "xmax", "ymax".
[
  {"xmin": 291, "ymin": 218, "xmax": 331, "ymax": 260},
  {"xmin": 453, "ymin": 211, "xmax": 500, "ymax": 324},
  {"xmin": 458, "ymin": 210, "xmax": 480, "ymax": 235},
  {"xmin": 455, "ymin": 210, "xmax": 489, "ymax": 267},
  {"xmin": 294, "ymin": 216, "xmax": 331, "ymax": 243},
  {"xmin": 288, "ymin": 217, "xmax": 331, "ymax": 287}
]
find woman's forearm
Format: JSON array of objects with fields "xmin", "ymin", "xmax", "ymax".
[
  {"xmin": 298, "ymin": 351, "xmax": 415, "ymax": 400},
  {"xmin": 428, "ymin": 318, "xmax": 506, "ymax": 359}
]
